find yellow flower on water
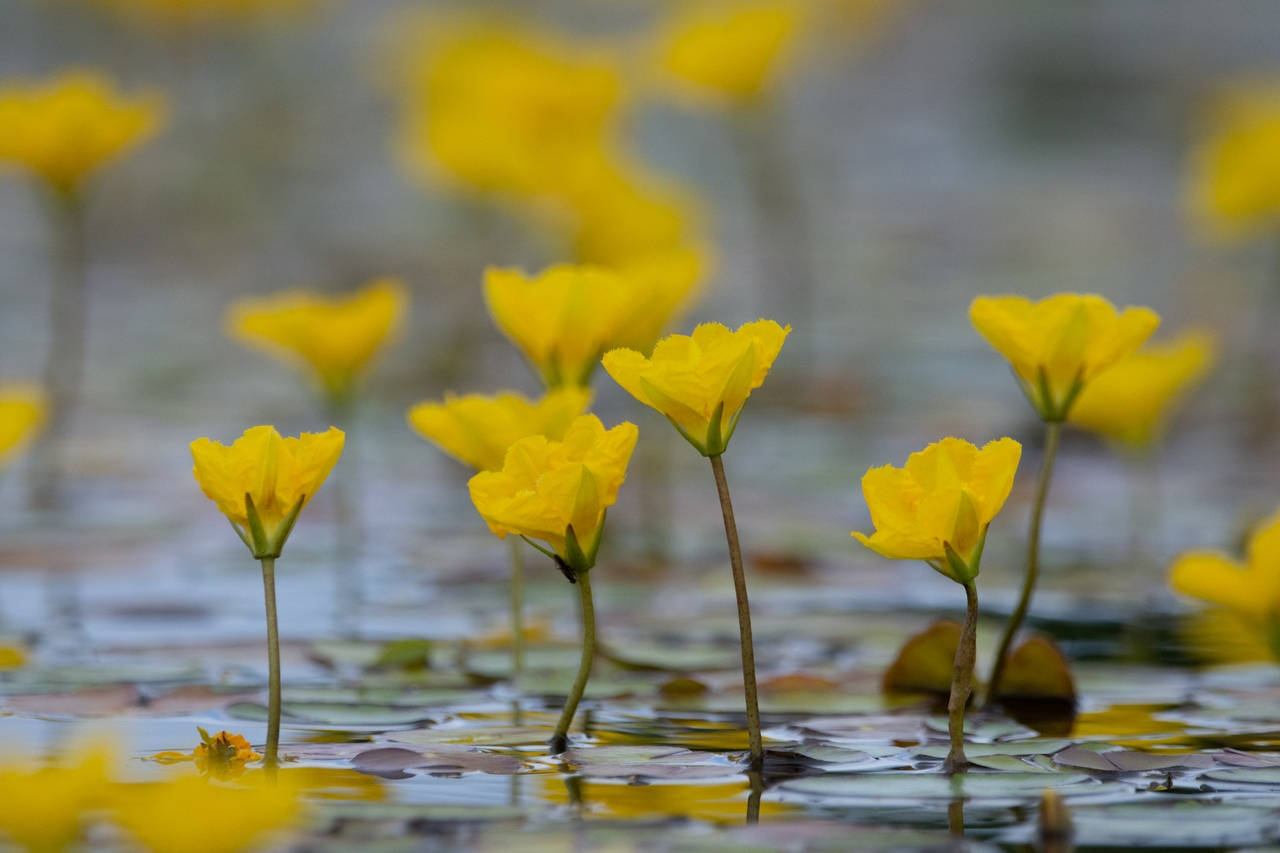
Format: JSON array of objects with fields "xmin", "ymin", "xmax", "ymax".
[
  {"xmin": 485, "ymin": 261, "xmax": 699, "ymax": 388},
  {"xmin": 1170, "ymin": 509, "xmax": 1280, "ymax": 660},
  {"xmin": 113, "ymin": 774, "xmax": 299, "ymax": 853},
  {"xmin": 658, "ymin": 2, "xmax": 804, "ymax": 103},
  {"xmin": 970, "ymin": 293, "xmax": 1160, "ymax": 422},
  {"xmin": 853, "ymin": 437, "xmax": 1022, "ymax": 583},
  {"xmin": 0, "ymin": 750, "xmax": 111, "ymax": 853},
  {"xmin": 399, "ymin": 23, "xmax": 621, "ymax": 197},
  {"xmin": 1188, "ymin": 80, "xmax": 1280, "ymax": 239},
  {"xmin": 0, "ymin": 385, "xmax": 44, "ymax": 469},
  {"xmin": 190, "ymin": 425, "xmax": 344, "ymax": 559},
  {"xmin": 1067, "ymin": 331, "xmax": 1216, "ymax": 448},
  {"xmin": 408, "ymin": 387, "xmax": 592, "ymax": 472},
  {"xmin": 602, "ymin": 320, "xmax": 789, "ymax": 457},
  {"xmin": 227, "ymin": 278, "xmax": 407, "ymax": 404},
  {"xmin": 0, "ymin": 71, "xmax": 164, "ymax": 195},
  {"xmin": 468, "ymin": 415, "xmax": 638, "ymax": 572},
  {"xmin": 193, "ymin": 729, "xmax": 262, "ymax": 780}
]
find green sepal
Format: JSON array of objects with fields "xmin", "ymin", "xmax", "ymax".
[
  {"xmin": 242, "ymin": 493, "xmax": 306, "ymax": 560},
  {"xmin": 563, "ymin": 522, "xmax": 597, "ymax": 575},
  {"xmin": 705, "ymin": 401, "xmax": 726, "ymax": 457},
  {"xmin": 943, "ymin": 541, "xmax": 979, "ymax": 584}
]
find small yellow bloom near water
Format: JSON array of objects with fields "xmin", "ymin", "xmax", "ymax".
[
  {"xmin": 853, "ymin": 437, "xmax": 1021, "ymax": 583},
  {"xmin": 0, "ymin": 385, "xmax": 44, "ymax": 469},
  {"xmin": 226, "ymin": 278, "xmax": 407, "ymax": 404},
  {"xmin": 408, "ymin": 387, "xmax": 592, "ymax": 473},
  {"xmin": 1170, "ymin": 508, "xmax": 1280, "ymax": 660},
  {"xmin": 0, "ymin": 71, "xmax": 164, "ymax": 195},
  {"xmin": 1067, "ymin": 331, "xmax": 1216, "ymax": 448},
  {"xmin": 1188, "ymin": 80, "xmax": 1280, "ymax": 239},
  {"xmin": 399, "ymin": 22, "xmax": 621, "ymax": 198},
  {"xmin": 970, "ymin": 293, "xmax": 1160, "ymax": 422},
  {"xmin": 0, "ymin": 749, "xmax": 111, "ymax": 853},
  {"xmin": 657, "ymin": 2, "xmax": 804, "ymax": 103},
  {"xmin": 113, "ymin": 774, "xmax": 300, "ymax": 853},
  {"xmin": 485, "ymin": 260, "xmax": 700, "ymax": 388},
  {"xmin": 190, "ymin": 425, "xmax": 344, "ymax": 558},
  {"xmin": 468, "ymin": 414, "xmax": 638, "ymax": 572},
  {"xmin": 602, "ymin": 319, "xmax": 789, "ymax": 457}
]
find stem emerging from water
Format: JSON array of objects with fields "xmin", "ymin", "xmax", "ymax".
[
  {"xmin": 29, "ymin": 190, "xmax": 87, "ymax": 512},
  {"xmin": 508, "ymin": 536, "xmax": 525, "ymax": 679},
  {"xmin": 944, "ymin": 580, "xmax": 979, "ymax": 774},
  {"xmin": 710, "ymin": 454, "xmax": 763, "ymax": 767},
  {"xmin": 550, "ymin": 569, "xmax": 595, "ymax": 754},
  {"xmin": 988, "ymin": 419, "xmax": 1061, "ymax": 700},
  {"xmin": 259, "ymin": 556, "xmax": 282, "ymax": 777}
]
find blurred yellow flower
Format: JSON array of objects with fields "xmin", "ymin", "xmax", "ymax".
[
  {"xmin": 970, "ymin": 293, "xmax": 1160, "ymax": 422},
  {"xmin": 408, "ymin": 387, "xmax": 592, "ymax": 472},
  {"xmin": 1170, "ymin": 509, "xmax": 1280, "ymax": 660},
  {"xmin": 190, "ymin": 425, "xmax": 344, "ymax": 558},
  {"xmin": 658, "ymin": 2, "xmax": 804, "ymax": 103},
  {"xmin": 399, "ymin": 23, "xmax": 621, "ymax": 197},
  {"xmin": 602, "ymin": 320, "xmax": 789, "ymax": 456},
  {"xmin": 113, "ymin": 775, "xmax": 299, "ymax": 853},
  {"xmin": 468, "ymin": 414, "xmax": 638, "ymax": 572},
  {"xmin": 0, "ymin": 385, "xmax": 44, "ymax": 469},
  {"xmin": 0, "ymin": 71, "xmax": 163, "ymax": 195},
  {"xmin": 853, "ymin": 437, "xmax": 1021, "ymax": 583},
  {"xmin": 0, "ymin": 750, "xmax": 111, "ymax": 853},
  {"xmin": 0, "ymin": 644, "xmax": 26, "ymax": 668},
  {"xmin": 227, "ymin": 278, "xmax": 407, "ymax": 404},
  {"xmin": 485, "ymin": 261, "xmax": 698, "ymax": 388},
  {"xmin": 1067, "ymin": 330, "xmax": 1216, "ymax": 448},
  {"xmin": 1188, "ymin": 81, "xmax": 1280, "ymax": 239}
]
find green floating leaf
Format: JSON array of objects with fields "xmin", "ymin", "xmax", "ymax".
[
  {"xmin": 1053, "ymin": 745, "xmax": 1212, "ymax": 773},
  {"xmin": 912, "ymin": 739, "xmax": 1073, "ymax": 759},
  {"xmin": 967, "ymin": 753, "xmax": 1060, "ymax": 773},
  {"xmin": 792, "ymin": 744, "xmax": 874, "ymax": 764},
  {"xmin": 387, "ymin": 726, "xmax": 551, "ymax": 747},
  {"xmin": 1202, "ymin": 767, "xmax": 1280, "ymax": 785},
  {"xmin": 561, "ymin": 745, "xmax": 740, "ymax": 779},
  {"xmin": 226, "ymin": 701, "xmax": 437, "ymax": 727},
  {"xmin": 782, "ymin": 771, "xmax": 1096, "ymax": 800}
]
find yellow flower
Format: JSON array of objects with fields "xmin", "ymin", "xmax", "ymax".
[
  {"xmin": 853, "ymin": 437, "xmax": 1022, "ymax": 583},
  {"xmin": 190, "ymin": 425, "xmax": 344, "ymax": 559},
  {"xmin": 408, "ymin": 387, "xmax": 592, "ymax": 472},
  {"xmin": 399, "ymin": 23, "xmax": 621, "ymax": 197},
  {"xmin": 658, "ymin": 2, "xmax": 804, "ymax": 103},
  {"xmin": 0, "ymin": 71, "xmax": 164, "ymax": 195},
  {"xmin": 1187, "ymin": 81, "xmax": 1280, "ymax": 239},
  {"xmin": 113, "ymin": 774, "xmax": 299, "ymax": 853},
  {"xmin": 226, "ymin": 278, "xmax": 407, "ymax": 403},
  {"xmin": 0, "ymin": 644, "xmax": 26, "ymax": 668},
  {"xmin": 485, "ymin": 261, "xmax": 699, "ymax": 388},
  {"xmin": 467, "ymin": 415, "xmax": 638, "ymax": 572},
  {"xmin": 1170, "ymin": 509, "xmax": 1280, "ymax": 659},
  {"xmin": 193, "ymin": 729, "xmax": 262, "ymax": 780},
  {"xmin": 0, "ymin": 750, "xmax": 111, "ymax": 853},
  {"xmin": 970, "ymin": 293, "xmax": 1160, "ymax": 422},
  {"xmin": 602, "ymin": 320, "xmax": 789, "ymax": 456},
  {"xmin": 0, "ymin": 385, "xmax": 44, "ymax": 469},
  {"xmin": 1067, "ymin": 331, "xmax": 1216, "ymax": 448}
]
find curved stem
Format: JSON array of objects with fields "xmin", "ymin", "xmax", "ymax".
[
  {"xmin": 259, "ymin": 557, "xmax": 282, "ymax": 777},
  {"xmin": 710, "ymin": 454, "xmax": 764, "ymax": 767},
  {"xmin": 29, "ymin": 190, "xmax": 87, "ymax": 512},
  {"xmin": 988, "ymin": 419, "xmax": 1062, "ymax": 701},
  {"xmin": 508, "ymin": 536, "xmax": 525, "ymax": 679},
  {"xmin": 550, "ymin": 570, "xmax": 595, "ymax": 754},
  {"xmin": 944, "ymin": 580, "xmax": 979, "ymax": 774}
]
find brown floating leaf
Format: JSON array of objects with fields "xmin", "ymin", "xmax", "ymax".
[
  {"xmin": 1053, "ymin": 745, "xmax": 1212, "ymax": 772},
  {"xmin": 882, "ymin": 620, "xmax": 961, "ymax": 695},
  {"xmin": 352, "ymin": 746, "xmax": 522, "ymax": 778},
  {"xmin": 5, "ymin": 684, "xmax": 141, "ymax": 717},
  {"xmin": 660, "ymin": 677, "xmax": 708, "ymax": 698},
  {"xmin": 1214, "ymin": 749, "xmax": 1280, "ymax": 768},
  {"xmin": 996, "ymin": 634, "xmax": 1077, "ymax": 702},
  {"xmin": 760, "ymin": 673, "xmax": 842, "ymax": 694}
]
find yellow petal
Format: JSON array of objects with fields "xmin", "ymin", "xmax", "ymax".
[{"xmin": 0, "ymin": 385, "xmax": 44, "ymax": 469}]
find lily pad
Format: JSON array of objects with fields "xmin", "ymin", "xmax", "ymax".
[
  {"xmin": 226, "ymin": 701, "xmax": 437, "ymax": 727},
  {"xmin": 912, "ymin": 739, "xmax": 1073, "ymax": 759},
  {"xmin": 782, "ymin": 771, "xmax": 1097, "ymax": 800},
  {"xmin": 1053, "ymin": 746, "xmax": 1213, "ymax": 772},
  {"xmin": 351, "ymin": 746, "xmax": 523, "ymax": 777},
  {"xmin": 561, "ymin": 745, "xmax": 741, "ymax": 779},
  {"xmin": 387, "ymin": 726, "xmax": 552, "ymax": 747}
]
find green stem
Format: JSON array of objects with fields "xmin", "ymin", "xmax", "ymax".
[
  {"xmin": 550, "ymin": 570, "xmax": 595, "ymax": 754},
  {"xmin": 28, "ymin": 190, "xmax": 87, "ymax": 512},
  {"xmin": 508, "ymin": 536, "xmax": 525, "ymax": 679},
  {"xmin": 260, "ymin": 557, "xmax": 282, "ymax": 777},
  {"xmin": 710, "ymin": 454, "xmax": 764, "ymax": 767},
  {"xmin": 944, "ymin": 581, "xmax": 979, "ymax": 774},
  {"xmin": 746, "ymin": 768, "xmax": 763, "ymax": 825},
  {"xmin": 988, "ymin": 419, "xmax": 1062, "ymax": 701}
]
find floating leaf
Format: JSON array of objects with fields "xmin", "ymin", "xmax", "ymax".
[
  {"xmin": 1213, "ymin": 750, "xmax": 1280, "ymax": 768},
  {"xmin": 782, "ymin": 771, "xmax": 1097, "ymax": 799},
  {"xmin": 5, "ymin": 684, "xmax": 140, "ymax": 717},
  {"xmin": 1202, "ymin": 767, "xmax": 1280, "ymax": 785},
  {"xmin": 351, "ymin": 746, "xmax": 522, "ymax": 777},
  {"xmin": 967, "ymin": 753, "xmax": 1059, "ymax": 773},
  {"xmin": 1053, "ymin": 746, "xmax": 1212, "ymax": 772},
  {"xmin": 882, "ymin": 620, "xmax": 960, "ymax": 696},
  {"xmin": 604, "ymin": 643, "xmax": 741, "ymax": 673},
  {"xmin": 387, "ymin": 726, "xmax": 551, "ymax": 747},
  {"xmin": 995, "ymin": 634, "xmax": 1077, "ymax": 702},
  {"xmin": 226, "ymin": 701, "xmax": 437, "ymax": 727},
  {"xmin": 370, "ymin": 639, "xmax": 433, "ymax": 672},
  {"xmin": 912, "ymin": 739, "xmax": 1073, "ymax": 759},
  {"xmin": 561, "ymin": 745, "xmax": 741, "ymax": 779}
]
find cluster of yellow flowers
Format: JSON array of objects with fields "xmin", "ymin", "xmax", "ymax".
[{"xmin": 0, "ymin": 746, "xmax": 298, "ymax": 853}]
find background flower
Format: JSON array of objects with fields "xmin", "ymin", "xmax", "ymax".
[{"xmin": 0, "ymin": 385, "xmax": 44, "ymax": 469}]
